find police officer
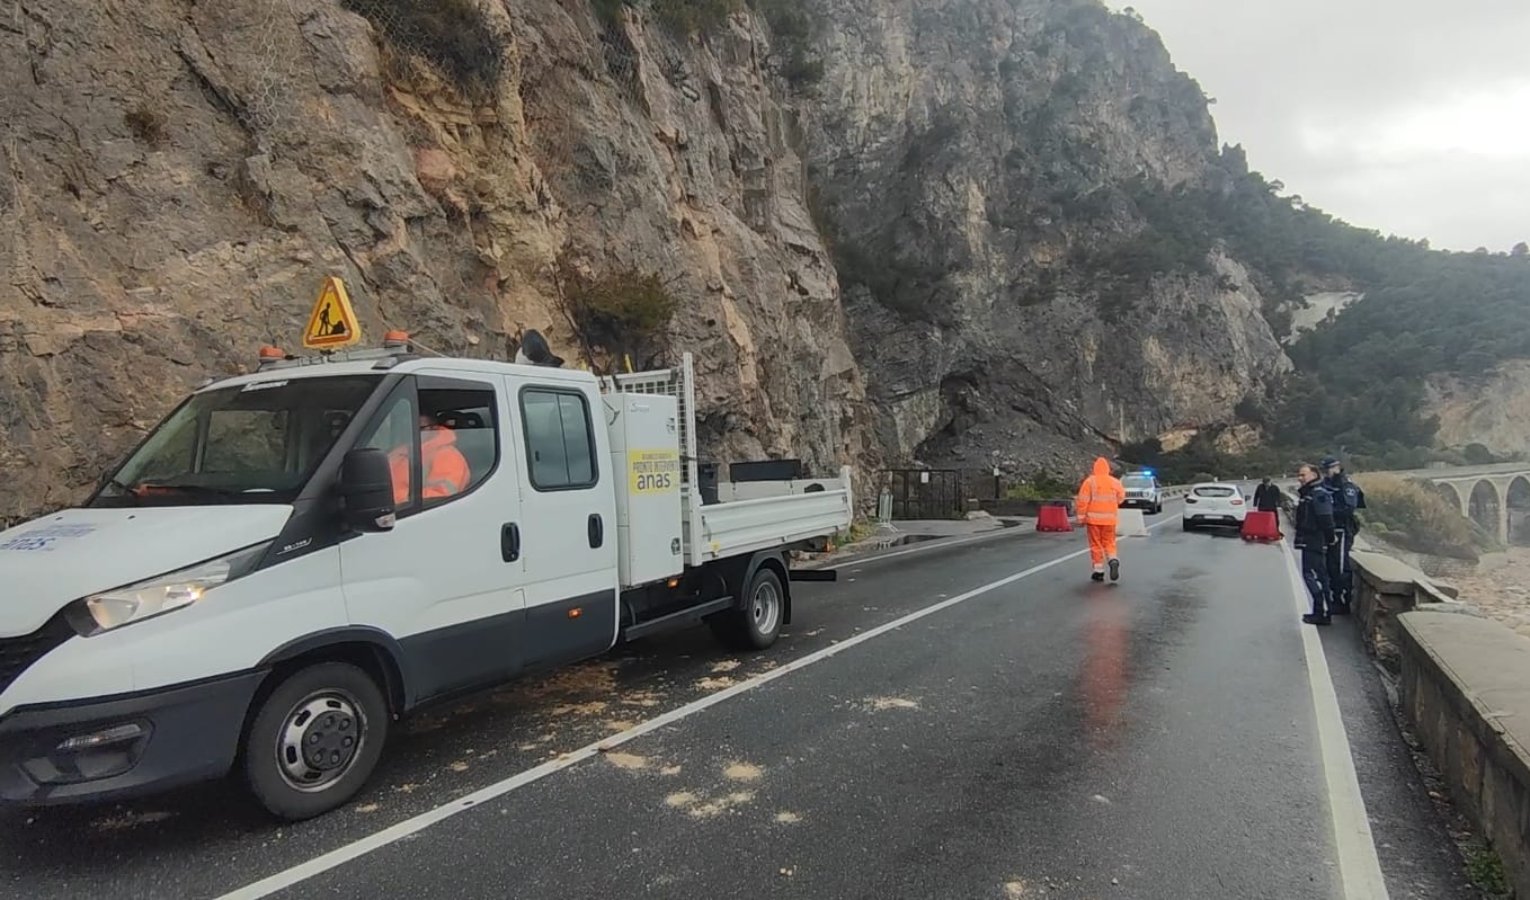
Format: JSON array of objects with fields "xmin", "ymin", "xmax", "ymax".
[
  {"xmin": 1294, "ymin": 463, "xmax": 1339, "ymax": 626},
  {"xmin": 1321, "ymin": 454, "xmax": 1367, "ymax": 614}
]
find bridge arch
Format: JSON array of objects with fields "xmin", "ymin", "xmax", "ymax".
[
  {"xmin": 1430, "ymin": 481, "xmax": 1465, "ymax": 515},
  {"xmin": 1508, "ymin": 477, "xmax": 1530, "ymax": 546},
  {"xmin": 1468, "ymin": 480, "xmax": 1502, "ymax": 539}
]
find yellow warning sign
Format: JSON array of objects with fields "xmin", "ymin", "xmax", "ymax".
[
  {"xmin": 628, "ymin": 449, "xmax": 680, "ymax": 495},
  {"xmin": 302, "ymin": 276, "xmax": 361, "ymax": 350}
]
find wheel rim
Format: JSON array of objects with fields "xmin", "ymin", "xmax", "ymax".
[
  {"xmin": 276, "ymin": 690, "xmax": 367, "ymax": 793},
  {"xmin": 751, "ymin": 579, "xmax": 781, "ymax": 635}
]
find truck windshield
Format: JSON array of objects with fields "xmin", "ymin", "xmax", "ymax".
[
  {"xmin": 1123, "ymin": 475, "xmax": 1154, "ymax": 487},
  {"xmin": 90, "ymin": 375, "xmax": 382, "ymax": 507}
]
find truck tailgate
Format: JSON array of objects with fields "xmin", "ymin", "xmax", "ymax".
[{"xmin": 689, "ymin": 484, "xmax": 852, "ymax": 565}]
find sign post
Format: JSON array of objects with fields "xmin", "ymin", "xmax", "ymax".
[{"xmin": 302, "ymin": 276, "xmax": 362, "ymax": 351}]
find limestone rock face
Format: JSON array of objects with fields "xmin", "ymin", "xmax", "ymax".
[
  {"xmin": 0, "ymin": 0, "xmax": 874, "ymax": 523},
  {"xmin": 800, "ymin": 0, "xmax": 1290, "ymax": 474}
]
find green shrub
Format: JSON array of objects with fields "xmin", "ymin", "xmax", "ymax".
[
  {"xmin": 1006, "ymin": 476, "xmax": 1074, "ymax": 500},
  {"xmin": 561, "ymin": 263, "xmax": 679, "ymax": 349},
  {"xmin": 343, "ymin": 0, "xmax": 505, "ymax": 98},
  {"xmin": 1361, "ymin": 476, "xmax": 1479, "ymax": 561}
]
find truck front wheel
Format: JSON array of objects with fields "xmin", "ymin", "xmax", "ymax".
[
  {"xmin": 243, "ymin": 661, "xmax": 389, "ymax": 821},
  {"xmin": 710, "ymin": 567, "xmax": 785, "ymax": 651}
]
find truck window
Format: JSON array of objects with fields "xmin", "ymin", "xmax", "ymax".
[
  {"xmin": 419, "ymin": 386, "xmax": 498, "ymax": 502},
  {"xmin": 92, "ymin": 375, "xmax": 381, "ymax": 507},
  {"xmin": 356, "ymin": 383, "xmax": 500, "ymax": 511},
  {"xmin": 358, "ymin": 393, "xmax": 420, "ymax": 510},
  {"xmin": 521, "ymin": 389, "xmax": 597, "ymax": 490}
]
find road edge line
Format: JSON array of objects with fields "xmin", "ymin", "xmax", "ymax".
[
  {"xmin": 1281, "ymin": 541, "xmax": 1391, "ymax": 900},
  {"xmin": 216, "ymin": 545, "xmax": 1099, "ymax": 900}
]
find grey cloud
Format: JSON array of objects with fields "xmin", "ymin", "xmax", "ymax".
[{"xmin": 1119, "ymin": 0, "xmax": 1530, "ymax": 250}]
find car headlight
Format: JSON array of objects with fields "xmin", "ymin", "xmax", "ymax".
[{"xmin": 73, "ymin": 543, "xmax": 270, "ymax": 634}]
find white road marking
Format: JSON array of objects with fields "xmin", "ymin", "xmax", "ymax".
[
  {"xmin": 1281, "ymin": 542, "xmax": 1391, "ymax": 900},
  {"xmin": 220, "ymin": 521, "xmax": 1180, "ymax": 900}
]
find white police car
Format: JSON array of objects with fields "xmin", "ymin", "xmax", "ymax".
[{"xmin": 1121, "ymin": 471, "xmax": 1164, "ymax": 514}]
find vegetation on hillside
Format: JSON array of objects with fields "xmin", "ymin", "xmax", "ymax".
[
  {"xmin": 342, "ymin": 0, "xmax": 505, "ymax": 98},
  {"xmin": 1358, "ymin": 476, "xmax": 1482, "ymax": 561},
  {"xmin": 1082, "ymin": 138, "xmax": 1530, "ymax": 459}
]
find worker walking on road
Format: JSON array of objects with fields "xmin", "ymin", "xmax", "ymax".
[
  {"xmin": 1294, "ymin": 463, "xmax": 1339, "ymax": 626},
  {"xmin": 1075, "ymin": 457, "xmax": 1126, "ymax": 582}
]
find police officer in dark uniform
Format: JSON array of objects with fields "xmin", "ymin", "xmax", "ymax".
[
  {"xmin": 1294, "ymin": 463, "xmax": 1339, "ymax": 626},
  {"xmin": 1321, "ymin": 454, "xmax": 1367, "ymax": 614}
]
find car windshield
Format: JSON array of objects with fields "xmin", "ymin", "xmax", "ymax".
[
  {"xmin": 1194, "ymin": 486, "xmax": 1238, "ymax": 497},
  {"xmin": 1123, "ymin": 475, "xmax": 1154, "ymax": 487},
  {"xmin": 90, "ymin": 375, "xmax": 382, "ymax": 507}
]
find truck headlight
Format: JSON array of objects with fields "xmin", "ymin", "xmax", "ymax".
[{"xmin": 73, "ymin": 543, "xmax": 270, "ymax": 634}]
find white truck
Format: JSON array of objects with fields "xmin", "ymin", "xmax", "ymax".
[{"xmin": 0, "ymin": 342, "xmax": 851, "ymax": 819}]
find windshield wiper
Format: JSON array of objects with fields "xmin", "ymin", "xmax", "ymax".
[
  {"xmin": 97, "ymin": 477, "xmax": 142, "ymax": 503},
  {"xmin": 148, "ymin": 483, "xmax": 250, "ymax": 497}
]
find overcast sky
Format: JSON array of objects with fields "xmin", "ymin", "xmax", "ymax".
[{"xmin": 1113, "ymin": 0, "xmax": 1530, "ymax": 252}]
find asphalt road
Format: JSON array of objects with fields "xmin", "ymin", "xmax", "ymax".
[{"xmin": 0, "ymin": 506, "xmax": 1482, "ymax": 899}]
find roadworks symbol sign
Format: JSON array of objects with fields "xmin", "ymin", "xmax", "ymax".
[{"xmin": 302, "ymin": 276, "xmax": 361, "ymax": 350}]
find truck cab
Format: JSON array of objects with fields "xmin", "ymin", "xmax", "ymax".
[{"xmin": 0, "ymin": 344, "xmax": 850, "ymax": 820}]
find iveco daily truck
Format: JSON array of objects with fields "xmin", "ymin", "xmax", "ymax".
[{"xmin": 0, "ymin": 341, "xmax": 851, "ymax": 819}]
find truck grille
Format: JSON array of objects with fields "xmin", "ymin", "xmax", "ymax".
[{"xmin": 0, "ymin": 612, "xmax": 74, "ymax": 697}]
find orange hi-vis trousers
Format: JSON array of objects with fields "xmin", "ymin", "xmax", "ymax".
[{"xmin": 1087, "ymin": 524, "xmax": 1118, "ymax": 571}]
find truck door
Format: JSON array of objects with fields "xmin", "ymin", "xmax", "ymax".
[
  {"xmin": 510, "ymin": 377, "xmax": 620, "ymax": 669},
  {"xmin": 339, "ymin": 372, "xmax": 526, "ymax": 703}
]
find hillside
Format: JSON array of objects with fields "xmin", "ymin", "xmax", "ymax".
[{"xmin": 1, "ymin": 0, "xmax": 1523, "ymax": 524}]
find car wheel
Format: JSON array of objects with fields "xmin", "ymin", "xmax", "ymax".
[
  {"xmin": 710, "ymin": 566, "xmax": 786, "ymax": 651},
  {"xmin": 243, "ymin": 662, "xmax": 389, "ymax": 821},
  {"xmin": 1181, "ymin": 519, "xmax": 1194, "ymax": 532}
]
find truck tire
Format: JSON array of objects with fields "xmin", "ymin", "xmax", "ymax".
[
  {"xmin": 710, "ymin": 567, "xmax": 785, "ymax": 651},
  {"xmin": 243, "ymin": 661, "xmax": 389, "ymax": 821}
]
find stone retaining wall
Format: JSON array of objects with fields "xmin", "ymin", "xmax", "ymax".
[{"xmin": 1351, "ymin": 551, "xmax": 1530, "ymax": 896}]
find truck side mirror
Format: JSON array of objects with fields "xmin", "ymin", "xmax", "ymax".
[{"xmin": 340, "ymin": 448, "xmax": 396, "ymax": 532}]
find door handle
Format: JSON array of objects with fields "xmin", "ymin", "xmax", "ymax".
[
  {"xmin": 501, "ymin": 523, "xmax": 520, "ymax": 562},
  {"xmin": 588, "ymin": 514, "xmax": 603, "ymax": 549}
]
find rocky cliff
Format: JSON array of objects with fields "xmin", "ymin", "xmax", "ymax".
[
  {"xmin": 0, "ymin": 0, "xmax": 1295, "ymax": 524},
  {"xmin": 801, "ymin": 0, "xmax": 1289, "ymax": 474},
  {"xmin": 1427, "ymin": 361, "xmax": 1530, "ymax": 457},
  {"xmin": 0, "ymin": 0, "xmax": 873, "ymax": 522}
]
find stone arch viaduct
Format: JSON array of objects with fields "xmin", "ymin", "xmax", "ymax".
[{"xmin": 1385, "ymin": 463, "xmax": 1530, "ymax": 546}]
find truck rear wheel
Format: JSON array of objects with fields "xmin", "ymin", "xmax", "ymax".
[
  {"xmin": 710, "ymin": 567, "xmax": 785, "ymax": 651},
  {"xmin": 243, "ymin": 661, "xmax": 389, "ymax": 821}
]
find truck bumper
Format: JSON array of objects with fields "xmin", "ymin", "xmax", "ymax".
[{"xmin": 0, "ymin": 670, "xmax": 265, "ymax": 805}]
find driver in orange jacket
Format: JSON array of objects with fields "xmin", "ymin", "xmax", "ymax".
[
  {"xmin": 389, "ymin": 414, "xmax": 470, "ymax": 506},
  {"xmin": 1075, "ymin": 457, "xmax": 1126, "ymax": 582}
]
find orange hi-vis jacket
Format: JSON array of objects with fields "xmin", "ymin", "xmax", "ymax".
[
  {"xmin": 389, "ymin": 426, "xmax": 471, "ymax": 505},
  {"xmin": 1075, "ymin": 457, "xmax": 1126, "ymax": 526}
]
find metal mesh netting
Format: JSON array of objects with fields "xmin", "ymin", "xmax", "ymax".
[
  {"xmin": 245, "ymin": 0, "xmax": 305, "ymax": 137},
  {"xmin": 339, "ymin": 0, "xmax": 507, "ymax": 100}
]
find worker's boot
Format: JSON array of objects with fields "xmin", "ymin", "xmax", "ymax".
[
  {"xmin": 1091, "ymin": 571, "xmax": 1105, "ymax": 582},
  {"xmin": 1108, "ymin": 558, "xmax": 1121, "ymax": 582}
]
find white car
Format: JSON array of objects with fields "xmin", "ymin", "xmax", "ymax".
[{"xmin": 1181, "ymin": 482, "xmax": 1249, "ymax": 531}]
